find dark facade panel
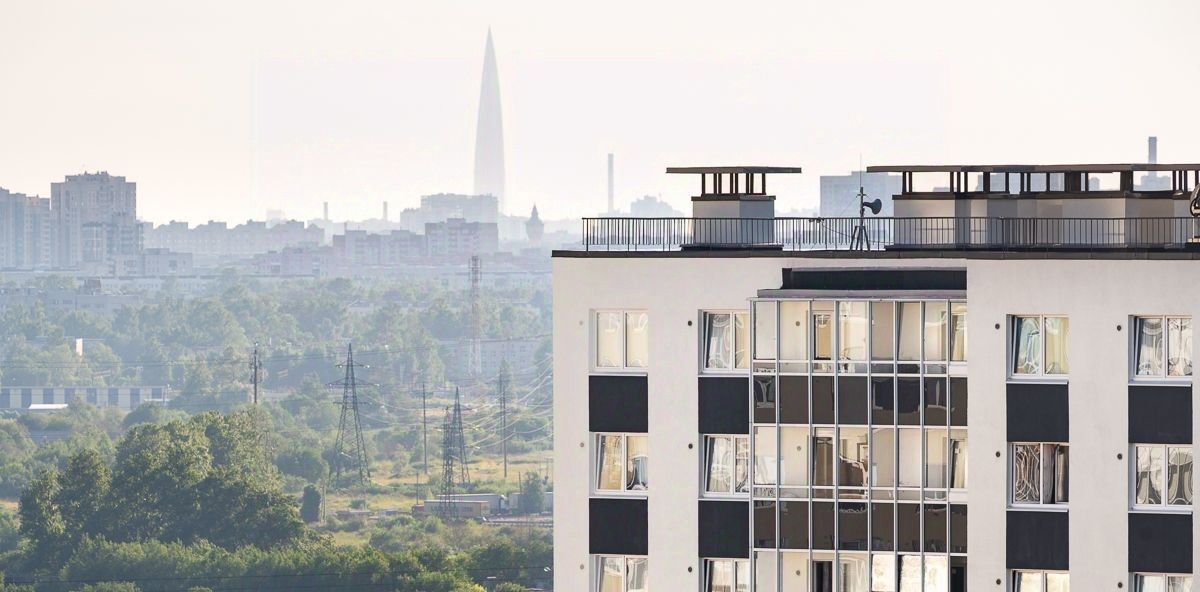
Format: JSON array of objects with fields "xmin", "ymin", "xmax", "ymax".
[
  {"xmin": 779, "ymin": 501, "xmax": 808, "ymax": 549},
  {"xmin": 589, "ymin": 375, "xmax": 648, "ymax": 433},
  {"xmin": 780, "ymin": 376, "xmax": 808, "ymax": 424},
  {"xmin": 1129, "ymin": 513, "xmax": 1193, "ymax": 573},
  {"xmin": 698, "ymin": 500, "xmax": 750, "ymax": 559},
  {"xmin": 1006, "ymin": 511, "xmax": 1069, "ymax": 570},
  {"xmin": 782, "ymin": 268, "xmax": 967, "ymax": 291},
  {"xmin": 589, "ymin": 498, "xmax": 648, "ymax": 555},
  {"xmin": 838, "ymin": 377, "xmax": 869, "ymax": 425},
  {"xmin": 1128, "ymin": 385, "xmax": 1192, "ymax": 444},
  {"xmin": 1007, "ymin": 383, "xmax": 1069, "ymax": 443},
  {"xmin": 950, "ymin": 378, "xmax": 968, "ymax": 427},
  {"xmin": 698, "ymin": 377, "xmax": 750, "ymax": 435},
  {"xmin": 813, "ymin": 377, "xmax": 835, "ymax": 425},
  {"xmin": 753, "ymin": 501, "xmax": 776, "ymax": 549}
]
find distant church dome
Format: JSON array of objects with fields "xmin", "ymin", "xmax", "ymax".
[{"xmin": 525, "ymin": 205, "xmax": 544, "ymax": 243}]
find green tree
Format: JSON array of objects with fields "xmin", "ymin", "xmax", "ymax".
[
  {"xmin": 77, "ymin": 584, "xmax": 140, "ymax": 592},
  {"xmin": 300, "ymin": 485, "xmax": 322, "ymax": 523},
  {"xmin": 55, "ymin": 449, "xmax": 111, "ymax": 548},
  {"xmin": 18, "ymin": 470, "xmax": 64, "ymax": 566},
  {"xmin": 518, "ymin": 472, "xmax": 545, "ymax": 515}
]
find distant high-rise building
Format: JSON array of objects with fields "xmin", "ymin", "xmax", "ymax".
[
  {"xmin": 607, "ymin": 153, "xmax": 615, "ymax": 214},
  {"xmin": 0, "ymin": 188, "xmax": 52, "ymax": 269},
  {"xmin": 51, "ymin": 172, "xmax": 140, "ymax": 268},
  {"xmin": 526, "ymin": 205, "xmax": 544, "ymax": 243},
  {"xmin": 473, "ymin": 29, "xmax": 506, "ymax": 213},
  {"xmin": 819, "ymin": 171, "xmax": 901, "ymax": 218},
  {"xmin": 1141, "ymin": 136, "xmax": 1171, "ymax": 191}
]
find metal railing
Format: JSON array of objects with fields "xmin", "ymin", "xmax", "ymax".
[{"xmin": 580, "ymin": 217, "xmax": 1200, "ymax": 251}]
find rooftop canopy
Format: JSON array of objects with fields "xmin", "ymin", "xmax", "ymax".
[
  {"xmin": 667, "ymin": 166, "xmax": 803, "ymax": 197},
  {"xmin": 666, "ymin": 166, "xmax": 803, "ymax": 174},
  {"xmin": 867, "ymin": 163, "xmax": 1200, "ymax": 173}
]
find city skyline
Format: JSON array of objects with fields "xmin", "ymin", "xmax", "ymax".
[{"xmin": 2, "ymin": 0, "xmax": 1199, "ymax": 225}]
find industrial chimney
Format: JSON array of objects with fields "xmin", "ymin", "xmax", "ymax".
[
  {"xmin": 382, "ymin": 201, "xmax": 389, "ymax": 222},
  {"xmin": 1149, "ymin": 136, "xmax": 1158, "ymax": 165},
  {"xmin": 323, "ymin": 202, "xmax": 330, "ymax": 220},
  {"xmin": 607, "ymin": 153, "xmax": 615, "ymax": 214}
]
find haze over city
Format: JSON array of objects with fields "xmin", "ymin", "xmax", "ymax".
[{"xmin": 3, "ymin": 0, "xmax": 1200, "ymax": 224}]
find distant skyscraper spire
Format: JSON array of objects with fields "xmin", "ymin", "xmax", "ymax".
[{"xmin": 473, "ymin": 29, "xmax": 506, "ymax": 213}]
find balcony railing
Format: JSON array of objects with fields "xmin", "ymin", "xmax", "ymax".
[{"xmin": 580, "ymin": 217, "xmax": 1200, "ymax": 251}]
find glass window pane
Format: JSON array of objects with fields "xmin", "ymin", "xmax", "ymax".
[
  {"xmin": 839, "ymin": 427, "xmax": 869, "ymax": 489},
  {"xmin": 755, "ymin": 301, "xmax": 778, "ymax": 360},
  {"xmin": 813, "ymin": 302, "xmax": 834, "ymax": 362},
  {"xmin": 705, "ymin": 313, "xmax": 734, "ymax": 370},
  {"xmin": 949, "ymin": 429, "xmax": 968, "ymax": 489},
  {"xmin": 780, "ymin": 551, "xmax": 808, "ymax": 592},
  {"xmin": 1049, "ymin": 444, "xmax": 1069, "ymax": 504},
  {"xmin": 813, "ymin": 428, "xmax": 835, "ymax": 487},
  {"xmin": 1168, "ymin": 317, "xmax": 1193, "ymax": 377},
  {"xmin": 923, "ymin": 555, "xmax": 948, "ymax": 592},
  {"xmin": 597, "ymin": 435, "xmax": 624, "ymax": 490},
  {"xmin": 1136, "ymin": 317, "xmax": 1165, "ymax": 376},
  {"xmin": 1014, "ymin": 572, "xmax": 1044, "ymax": 592},
  {"xmin": 840, "ymin": 302, "xmax": 869, "ymax": 362},
  {"xmin": 735, "ymin": 312, "xmax": 751, "ymax": 369},
  {"xmin": 1045, "ymin": 573, "xmax": 1069, "ymax": 592},
  {"xmin": 842, "ymin": 554, "xmax": 868, "ymax": 592},
  {"xmin": 925, "ymin": 428, "xmax": 948, "ymax": 489},
  {"xmin": 736, "ymin": 560, "xmax": 750, "ymax": 592},
  {"xmin": 596, "ymin": 312, "xmax": 624, "ymax": 368},
  {"xmin": 924, "ymin": 301, "xmax": 948, "ymax": 362},
  {"xmin": 755, "ymin": 551, "xmax": 778, "ymax": 592},
  {"xmin": 950, "ymin": 303, "xmax": 967, "ymax": 362},
  {"xmin": 780, "ymin": 301, "xmax": 810, "ymax": 360},
  {"xmin": 1168, "ymin": 576, "xmax": 1192, "ymax": 592},
  {"xmin": 755, "ymin": 427, "xmax": 778, "ymax": 486},
  {"xmin": 1137, "ymin": 445, "xmax": 1163, "ymax": 506},
  {"xmin": 1136, "ymin": 575, "xmax": 1167, "ymax": 592},
  {"xmin": 706, "ymin": 436, "xmax": 733, "ymax": 494},
  {"xmin": 626, "ymin": 435, "xmax": 648, "ymax": 490},
  {"xmin": 898, "ymin": 303, "xmax": 922, "ymax": 361},
  {"xmin": 599, "ymin": 556, "xmax": 624, "ymax": 592},
  {"xmin": 707, "ymin": 559, "xmax": 733, "ymax": 592},
  {"xmin": 1045, "ymin": 317, "xmax": 1069, "ymax": 374},
  {"xmin": 898, "ymin": 429, "xmax": 922, "ymax": 488},
  {"xmin": 871, "ymin": 428, "xmax": 895, "ymax": 488},
  {"xmin": 736, "ymin": 436, "xmax": 750, "ymax": 493},
  {"xmin": 1012, "ymin": 444, "xmax": 1042, "ymax": 504},
  {"xmin": 1013, "ymin": 317, "xmax": 1042, "ymax": 375},
  {"xmin": 898, "ymin": 555, "xmax": 923, "ymax": 592},
  {"xmin": 781, "ymin": 427, "xmax": 809, "ymax": 487},
  {"xmin": 1168, "ymin": 446, "xmax": 1193, "ymax": 505},
  {"xmin": 871, "ymin": 553, "xmax": 896, "ymax": 592},
  {"xmin": 626, "ymin": 557, "xmax": 648, "ymax": 592},
  {"xmin": 872, "ymin": 301, "xmax": 895, "ymax": 361},
  {"xmin": 625, "ymin": 312, "xmax": 649, "ymax": 368}
]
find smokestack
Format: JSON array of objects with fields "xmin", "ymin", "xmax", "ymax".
[
  {"xmin": 607, "ymin": 153, "xmax": 614, "ymax": 214},
  {"xmin": 382, "ymin": 201, "xmax": 389, "ymax": 221},
  {"xmin": 323, "ymin": 202, "xmax": 329, "ymax": 220},
  {"xmin": 1148, "ymin": 136, "xmax": 1158, "ymax": 165}
]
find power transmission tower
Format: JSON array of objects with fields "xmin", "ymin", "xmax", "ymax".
[
  {"xmin": 249, "ymin": 343, "xmax": 262, "ymax": 405},
  {"xmin": 438, "ymin": 386, "xmax": 472, "ymax": 519},
  {"xmin": 453, "ymin": 386, "xmax": 469, "ymax": 485},
  {"xmin": 468, "ymin": 255, "xmax": 482, "ymax": 378},
  {"xmin": 330, "ymin": 343, "xmax": 371, "ymax": 489},
  {"xmin": 497, "ymin": 361, "xmax": 510, "ymax": 480},
  {"xmin": 420, "ymin": 380, "xmax": 428, "ymax": 480}
]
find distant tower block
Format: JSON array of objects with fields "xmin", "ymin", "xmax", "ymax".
[
  {"xmin": 473, "ymin": 29, "xmax": 506, "ymax": 213},
  {"xmin": 607, "ymin": 153, "xmax": 615, "ymax": 214},
  {"xmin": 323, "ymin": 202, "xmax": 329, "ymax": 220},
  {"xmin": 526, "ymin": 205, "xmax": 544, "ymax": 243},
  {"xmin": 382, "ymin": 201, "xmax": 389, "ymax": 222},
  {"xmin": 1149, "ymin": 136, "xmax": 1158, "ymax": 164}
]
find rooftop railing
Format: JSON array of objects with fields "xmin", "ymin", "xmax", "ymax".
[{"xmin": 580, "ymin": 217, "xmax": 1200, "ymax": 251}]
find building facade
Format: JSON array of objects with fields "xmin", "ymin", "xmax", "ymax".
[
  {"xmin": 554, "ymin": 165, "xmax": 1200, "ymax": 592},
  {"xmin": 51, "ymin": 172, "xmax": 141, "ymax": 269},
  {"xmin": 0, "ymin": 188, "xmax": 52, "ymax": 269}
]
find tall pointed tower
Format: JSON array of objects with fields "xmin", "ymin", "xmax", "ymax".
[{"xmin": 473, "ymin": 29, "xmax": 506, "ymax": 213}]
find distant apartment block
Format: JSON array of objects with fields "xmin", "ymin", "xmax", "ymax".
[
  {"xmin": 441, "ymin": 336, "xmax": 545, "ymax": 381},
  {"xmin": 400, "ymin": 193, "xmax": 500, "ymax": 233},
  {"xmin": 144, "ymin": 219, "xmax": 323, "ymax": 260},
  {"xmin": 111, "ymin": 248, "xmax": 193, "ymax": 277},
  {"xmin": 52, "ymin": 172, "xmax": 141, "ymax": 269},
  {"xmin": 819, "ymin": 171, "xmax": 901, "ymax": 218},
  {"xmin": 0, "ymin": 188, "xmax": 52, "ymax": 269},
  {"xmin": 332, "ymin": 229, "xmax": 424, "ymax": 266},
  {"xmin": 425, "ymin": 218, "xmax": 499, "ymax": 257}
]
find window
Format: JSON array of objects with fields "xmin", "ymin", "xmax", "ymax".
[
  {"xmin": 595, "ymin": 434, "xmax": 648, "ymax": 492},
  {"xmin": 1133, "ymin": 444, "xmax": 1193, "ymax": 509},
  {"xmin": 1011, "ymin": 443, "xmax": 1069, "ymax": 506},
  {"xmin": 1012, "ymin": 316, "xmax": 1069, "ymax": 376},
  {"xmin": 703, "ymin": 435, "xmax": 749, "ymax": 495},
  {"xmin": 1131, "ymin": 573, "xmax": 1194, "ymax": 592},
  {"xmin": 703, "ymin": 312, "xmax": 750, "ymax": 371},
  {"xmin": 1133, "ymin": 316, "xmax": 1193, "ymax": 379},
  {"xmin": 595, "ymin": 555, "xmax": 647, "ymax": 592},
  {"xmin": 1012, "ymin": 570, "xmax": 1069, "ymax": 592},
  {"xmin": 595, "ymin": 311, "xmax": 648, "ymax": 370},
  {"xmin": 703, "ymin": 558, "xmax": 749, "ymax": 592}
]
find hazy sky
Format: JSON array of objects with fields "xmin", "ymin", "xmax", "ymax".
[{"xmin": 2, "ymin": 0, "xmax": 1199, "ymax": 224}]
